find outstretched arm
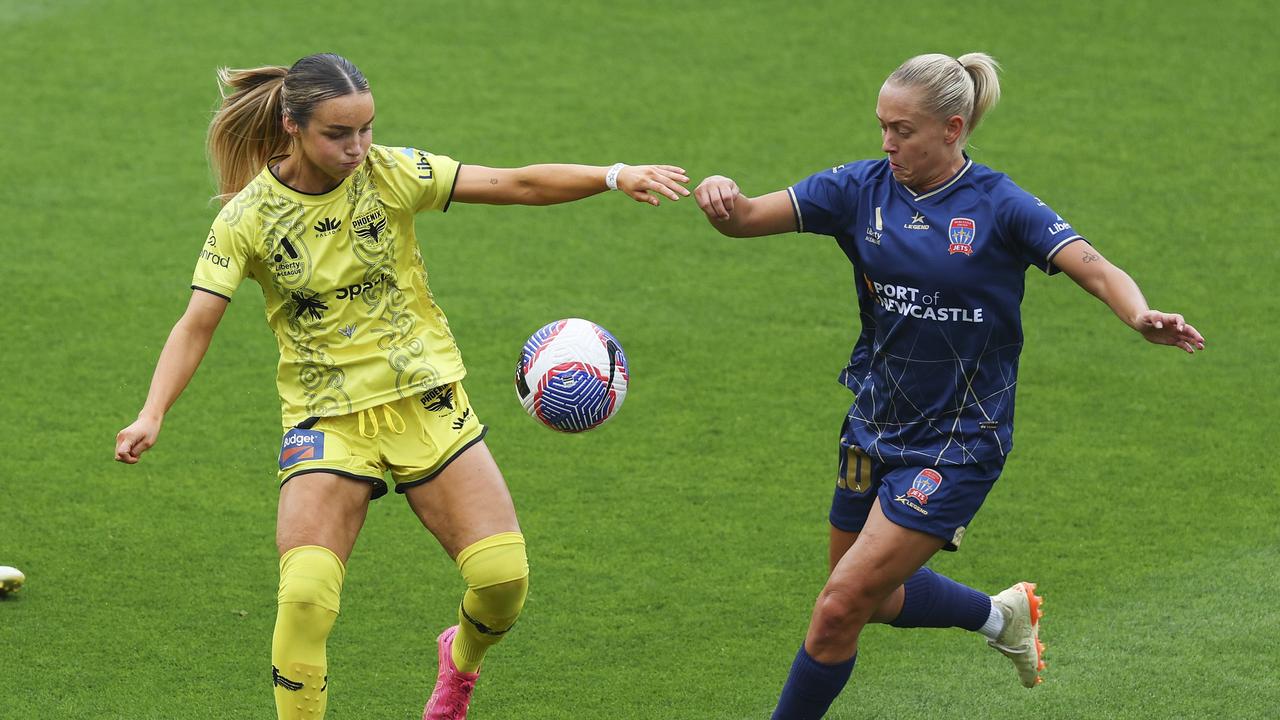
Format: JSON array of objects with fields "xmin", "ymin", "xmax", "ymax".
[
  {"xmin": 452, "ymin": 163, "xmax": 689, "ymax": 206},
  {"xmin": 115, "ymin": 290, "xmax": 228, "ymax": 463},
  {"xmin": 1053, "ymin": 241, "xmax": 1205, "ymax": 354},
  {"xmin": 693, "ymin": 176, "xmax": 797, "ymax": 237}
]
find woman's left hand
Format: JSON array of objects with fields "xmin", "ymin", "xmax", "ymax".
[
  {"xmin": 616, "ymin": 165, "xmax": 691, "ymax": 205},
  {"xmin": 1135, "ymin": 310, "xmax": 1205, "ymax": 353}
]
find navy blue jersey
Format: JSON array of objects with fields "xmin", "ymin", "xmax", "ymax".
[{"xmin": 790, "ymin": 157, "xmax": 1084, "ymax": 465}]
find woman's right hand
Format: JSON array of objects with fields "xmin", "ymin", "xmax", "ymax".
[
  {"xmin": 694, "ymin": 175, "xmax": 742, "ymax": 221},
  {"xmin": 115, "ymin": 413, "xmax": 162, "ymax": 464},
  {"xmin": 113, "ymin": 290, "xmax": 229, "ymax": 465},
  {"xmin": 693, "ymin": 179, "xmax": 796, "ymax": 238}
]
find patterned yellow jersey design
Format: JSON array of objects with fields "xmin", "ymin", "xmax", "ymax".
[{"xmin": 192, "ymin": 144, "xmax": 465, "ymax": 425}]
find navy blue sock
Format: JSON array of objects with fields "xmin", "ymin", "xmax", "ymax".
[
  {"xmin": 771, "ymin": 646, "xmax": 856, "ymax": 720},
  {"xmin": 889, "ymin": 566, "xmax": 990, "ymax": 631}
]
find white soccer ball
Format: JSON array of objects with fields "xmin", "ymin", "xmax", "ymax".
[
  {"xmin": 515, "ymin": 318, "xmax": 630, "ymax": 432},
  {"xmin": 0, "ymin": 566, "xmax": 25, "ymax": 596}
]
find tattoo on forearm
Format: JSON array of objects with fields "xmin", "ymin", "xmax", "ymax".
[
  {"xmin": 489, "ymin": 178, "xmax": 499, "ymax": 185},
  {"xmin": 1082, "ymin": 250, "xmax": 1100, "ymax": 263}
]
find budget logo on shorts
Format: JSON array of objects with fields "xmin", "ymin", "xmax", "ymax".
[
  {"xmin": 280, "ymin": 429, "xmax": 324, "ymax": 469},
  {"xmin": 948, "ymin": 218, "xmax": 975, "ymax": 255},
  {"xmin": 906, "ymin": 468, "xmax": 943, "ymax": 505}
]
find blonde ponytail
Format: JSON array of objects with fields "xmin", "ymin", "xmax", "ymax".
[
  {"xmin": 957, "ymin": 53, "xmax": 1001, "ymax": 135},
  {"xmin": 886, "ymin": 52, "xmax": 1003, "ymax": 142}
]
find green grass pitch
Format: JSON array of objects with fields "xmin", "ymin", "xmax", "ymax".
[{"xmin": 2, "ymin": 1, "xmax": 1278, "ymax": 717}]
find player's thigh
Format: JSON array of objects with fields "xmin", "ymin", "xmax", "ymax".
[
  {"xmin": 403, "ymin": 440, "xmax": 520, "ymax": 559},
  {"xmin": 825, "ymin": 497, "xmax": 946, "ymax": 608},
  {"xmin": 834, "ymin": 450, "xmax": 1003, "ymax": 621},
  {"xmin": 277, "ymin": 472, "xmax": 374, "ymax": 562},
  {"xmin": 829, "ymin": 525, "xmax": 859, "ymax": 574}
]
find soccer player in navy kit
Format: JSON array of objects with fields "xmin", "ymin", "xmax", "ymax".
[{"xmin": 694, "ymin": 52, "xmax": 1204, "ymax": 719}]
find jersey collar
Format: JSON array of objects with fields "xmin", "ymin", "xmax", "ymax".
[
  {"xmin": 262, "ymin": 162, "xmax": 353, "ymax": 205},
  {"xmin": 897, "ymin": 155, "xmax": 972, "ymax": 203}
]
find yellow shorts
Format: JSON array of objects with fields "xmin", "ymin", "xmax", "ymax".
[{"xmin": 277, "ymin": 381, "xmax": 486, "ymax": 499}]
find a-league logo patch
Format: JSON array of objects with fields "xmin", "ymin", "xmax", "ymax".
[
  {"xmin": 280, "ymin": 429, "xmax": 324, "ymax": 469},
  {"xmin": 948, "ymin": 218, "xmax": 975, "ymax": 255},
  {"xmin": 907, "ymin": 468, "xmax": 943, "ymax": 505}
]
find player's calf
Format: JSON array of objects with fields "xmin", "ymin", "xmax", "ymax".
[
  {"xmin": 423, "ymin": 532, "xmax": 528, "ymax": 720},
  {"xmin": 452, "ymin": 531, "xmax": 529, "ymax": 671},
  {"xmin": 272, "ymin": 545, "xmax": 345, "ymax": 719}
]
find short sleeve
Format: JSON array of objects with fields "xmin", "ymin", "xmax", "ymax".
[
  {"xmin": 191, "ymin": 211, "xmax": 251, "ymax": 300},
  {"xmin": 999, "ymin": 190, "xmax": 1086, "ymax": 275},
  {"xmin": 788, "ymin": 164, "xmax": 859, "ymax": 237},
  {"xmin": 376, "ymin": 146, "xmax": 462, "ymax": 214}
]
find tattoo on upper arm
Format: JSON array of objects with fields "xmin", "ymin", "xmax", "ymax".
[
  {"xmin": 489, "ymin": 178, "xmax": 498, "ymax": 185},
  {"xmin": 1082, "ymin": 249, "xmax": 1100, "ymax": 263}
]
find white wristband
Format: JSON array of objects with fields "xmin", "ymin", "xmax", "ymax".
[{"xmin": 605, "ymin": 163, "xmax": 626, "ymax": 191}]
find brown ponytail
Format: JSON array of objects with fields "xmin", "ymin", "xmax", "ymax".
[
  {"xmin": 206, "ymin": 54, "xmax": 370, "ymax": 203},
  {"xmin": 207, "ymin": 66, "xmax": 289, "ymax": 203}
]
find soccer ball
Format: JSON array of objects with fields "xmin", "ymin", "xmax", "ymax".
[{"xmin": 515, "ymin": 318, "xmax": 629, "ymax": 432}]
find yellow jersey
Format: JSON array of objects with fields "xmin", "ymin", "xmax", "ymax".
[{"xmin": 192, "ymin": 144, "xmax": 465, "ymax": 425}]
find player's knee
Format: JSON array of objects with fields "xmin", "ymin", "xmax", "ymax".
[
  {"xmin": 811, "ymin": 586, "xmax": 874, "ymax": 645},
  {"xmin": 278, "ymin": 545, "xmax": 346, "ymax": 614},
  {"xmin": 466, "ymin": 575, "xmax": 529, "ymax": 632},
  {"xmin": 458, "ymin": 532, "xmax": 529, "ymax": 632}
]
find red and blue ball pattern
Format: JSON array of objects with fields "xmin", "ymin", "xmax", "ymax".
[{"xmin": 515, "ymin": 318, "xmax": 629, "ymax": 433}]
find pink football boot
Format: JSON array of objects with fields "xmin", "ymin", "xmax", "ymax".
[{"xmin": 423, "ymin": 626, "xmax": 479, "ymax": 720}]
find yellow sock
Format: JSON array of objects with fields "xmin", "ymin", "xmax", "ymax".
[
  {"xmin": 272, "ymin": 545, "xmax": 345, "ymax": 720},
  {"xmin": 452, "ymin": 532, "xmax": 529, "ymax": 673}
]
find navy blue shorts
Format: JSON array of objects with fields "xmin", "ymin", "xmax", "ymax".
[{"xmin": 830, "ymin": 416, "xmax": 1004, "ymax": 551}]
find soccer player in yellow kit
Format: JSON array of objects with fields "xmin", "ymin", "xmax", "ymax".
[{"xmin": 113, "ymin": 53, "xmax": 689, "ymax": 720}]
